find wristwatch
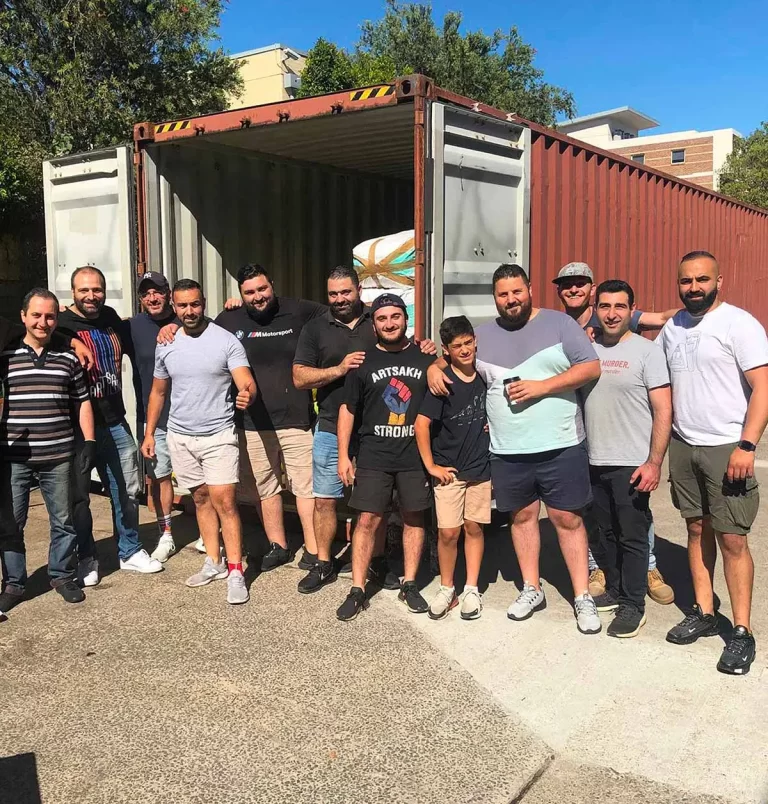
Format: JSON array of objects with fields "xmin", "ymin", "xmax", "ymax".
[{"xmin": 738, "ymin": 440, "xmax": 757, "ymax": 452}]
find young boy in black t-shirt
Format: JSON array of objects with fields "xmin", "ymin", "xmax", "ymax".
[{"xmin": 415, "ymin": 316, "xmax": 490, "ymax": 621}]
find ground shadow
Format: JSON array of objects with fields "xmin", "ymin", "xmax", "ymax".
[{"xmin": 0, "ymin": 752, "xmax": 42, "ymax": 804}]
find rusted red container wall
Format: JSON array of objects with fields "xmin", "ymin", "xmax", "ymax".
[{"xmin": 528, "ymin": 131, "xmax": 768, "ymax": 328}]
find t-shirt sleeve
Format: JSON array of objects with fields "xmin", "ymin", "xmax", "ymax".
[
  {"xmin": 629, "ymin": 310, "xmax": 643, "ymax": 333},
  {"xmin": 70, "ymin": 361, "xmax": 90, "ymax": 402},
  {"xmin": 153, "ymin": 347, "xmax": 170, "ymax": 380},
  {"xmin": 419, "ymin": 389, "xmax": 445, "ymax": 421},
  {"xmin": 300, "ymin": 299, "xmax": 328, "ymax": 322},
  {"xmin": 643, "ymin": 344, "xmax": 671, "ymax": 389},
  {"xmin": 293, "ymin": 323, "xmax": 319, "ymax": 367},
  {"xmin": 560, "ymin": 315, "xmax": 599, "ymax": 365},
  {"xmin": 731, "ymin": 314, "xmax": 768, "ymax": 373},
  {"xmin": 343, "ymin": 369, "xmax": 364, "ymax": 415},
  {"xmin": 226, "ymin": 335, "xmax": 250, "ymax": 371}
]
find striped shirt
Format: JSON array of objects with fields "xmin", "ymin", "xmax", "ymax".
[{"xmin": 0, "ymin": 342, "xmax": 89, "ymax": 464}]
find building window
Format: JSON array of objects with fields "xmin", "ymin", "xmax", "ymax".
[
  {"xmin": 671, "ymin": 149, "xmax": 686, "ymax": 164},
  {"xmin": 631, "ymin": 154, "xmax": 645, "ymax": 164}
]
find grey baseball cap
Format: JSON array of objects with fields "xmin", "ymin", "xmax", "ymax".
[{"xmin": 552, "ymin": 262, "xmax": 594, "ymax": 284}]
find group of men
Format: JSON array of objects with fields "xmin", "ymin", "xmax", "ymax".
[{"xmin": 0, "ymin": 251, "xmax": 765, "ymax": 676}]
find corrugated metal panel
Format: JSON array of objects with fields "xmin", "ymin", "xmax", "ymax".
[
  {"xmin": 144, "ymin": 141, "xmax": 413, "ymax": 311},
  {"xmin": 527, "ymin": 131, "xmax": 768, "ymax": 328}
]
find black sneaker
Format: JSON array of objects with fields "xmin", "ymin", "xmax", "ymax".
[
  {"xmin": 298, "ymin": 560, "xmax": 337, "ymax": 594},
  {"xmin": 666, "ymin": 604, "xmax": 720, "ymax": 645},
  {"xmin": 336, "ymin": 586, "xmax": 369, "ymax": 621},
  {"xmin": 607, "ymin": 604, "xmax": 647, "ymax": 638},
  {"xmin": 368, "ymin": 557, "xmax": 401, "ymax": 591},
  {"xmin": 0, "ymin": 587, "xmax": 23, "ymax": 619},
  {"xmin": 594, "ymin": 591, "xmax": 620, "ymax": 612},
  {"xmin": 717, "ymin": 626, "xmax": 756, "ymax": 676},
  {"xmin": 55, "ymin": 580, "xmax": 85, "ymax": 604},
  {"xmin": 398, "ymin": 581, "xmax": 429, "ymax": 614},
  {"xmin": 261, "ymin": 543, "xmax": 291, "ymax": 572},
  {"xmin": 337, "ymin": 559, "xmax": 353, "ymax": 577},
  {"xmin": 298, "ymin": 549, "xmax": 317, "ymax": 571}
]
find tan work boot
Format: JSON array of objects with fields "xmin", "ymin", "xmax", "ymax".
[
  {"xmin": 588, "ymin": 568, "xmax": 606, "ymax": 597},
  {"xmin": 647, "ymin": 568, "xmax": 674, "ymax": 605}
]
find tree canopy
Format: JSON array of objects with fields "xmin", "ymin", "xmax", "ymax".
[
  {"xmin": 0, "ymin": 0, "xmax": 242, "ymax": 222},
  {"xmin": 298, "ymin": 0, "xmax": 575, "ymax": 127},
  {"xmin": 719, "ymin": 123, "xmax": 768, "ymax": 210}
]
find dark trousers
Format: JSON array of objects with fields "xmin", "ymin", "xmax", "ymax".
[{"xmin": 589, "ymin": 465, "xmax": 651, "ymax": 611}]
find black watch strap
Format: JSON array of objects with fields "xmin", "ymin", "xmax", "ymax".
[{"xmin": 738, "ymin": 440, "xmax": 757, "ymax": 452}]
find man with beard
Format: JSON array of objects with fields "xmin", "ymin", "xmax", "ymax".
[
  {"xmin": 554, "ymin": 262, "xmax": 677, "ymax": 607},
  {"xmin": 129, "ymin": 272, "xmax": 179, "ymax": 563},
  {"xmin": 142, "ymin": 280, "xmax": 255, "ymax": 605},
  {"xmin": 658, "ymin": 251, "xmax": 768, "ymax": 675},
  {"xmin": 335, "ymin": 295, "xmax": 434, "ymax": 621},
  {"xmin": 428, "ymin": 264, "xmax": 602, "ymax": 634},
  {"xmin": 216, "ymin": 264, "xmax": 325, "ymax": 571},
  {"xmin": 58, "ymin": 266, "xmax": 163, "ymax": 582}
]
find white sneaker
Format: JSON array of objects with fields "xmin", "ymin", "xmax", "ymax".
[
  {"xmin": 460, "ymin": 587, "xmax": 483, "ymax": 620},
  {"xmin": 507, "ymin": 581, "xmax": 546, "ymax": 621},
  {"xmin": 151, "ymin": 534, "xmax": 176, "ymax": 563},
  {"xmin": 119, "ymin": 549, "xmax": 164, "ymax": 574},
  {"xmin": 186, "ymin": 556, "xmax": 229, "ymax": 588},
  {"xmin": 227, "ymin": 570, "xmax": 249, "ymax": 604},
  {"xmin": 78, "ymin": 557, "xmax": 100, "ymax": 587},
  {"xmin": 194, "ymin": 536, "xmax": 206, "ymax": 553},
  {"xmin": 574, "ymin": 592, "xmax": 602, "ymax": 635}
]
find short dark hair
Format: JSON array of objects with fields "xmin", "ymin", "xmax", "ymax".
[
  {"xmin": 172, "ymin": 278, "xmax": 203, "ymax": 295},
  {"xmin": 492, "ymin": 263, "xmax": 529, "ymax": 287},
  {"xmin": 681, "ymin": 250, "xmax": 717, "ymax": 265},
  {"xmin": 596, "ymin": 279, "xmax": 635, "ymax": 308},
  {"xmin": 327, "ymin": 265, "xmax": 359, "ymax": 284},
  {"xmin": 439, "ymin": 315, "xmax": 475, "ymax": 346},
  {"xmin": 237, "ymin": 263, "xmax": 272, "ymax": 288},
  {"xmin": 22, "ymin": 287, "xmax": 59, "ymax": 314},
  {"xmin": 71, "ymin": 265, "xmax": 106, "ymax": 290}
]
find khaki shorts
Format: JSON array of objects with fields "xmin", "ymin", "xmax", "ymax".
[
  {"xmin": 237, "ymin": 428, "xmax": 314, "ymax": 502},
  {"xmin": 669, "ymin": 437, "xmax": 759, "ymax": 535},
  {"xmin": 167, "ymin": 426, "xmax": 239, "ymax": 489},
  {"xmin": 433, "ymin": 479, "xmax": 492, "ymax": 529}
]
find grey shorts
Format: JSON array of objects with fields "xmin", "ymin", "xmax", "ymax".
[{"xmin": 668, "ymin": 436, "xmax": 759, "ymax": 535}]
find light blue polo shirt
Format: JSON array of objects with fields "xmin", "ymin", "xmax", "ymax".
[{"xmin": 475, "ymin": 309, "xmax": 598, "ymax": 455}]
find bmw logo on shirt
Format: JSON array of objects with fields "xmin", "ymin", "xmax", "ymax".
[{"xmin": 235, "ymin": 330, "xmax": 244, "ymax": 340}]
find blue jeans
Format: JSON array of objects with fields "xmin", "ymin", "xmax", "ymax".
[
  {"xmin": 72, "ymin": 420, "xmax": 142, "ymax": 562},
  {"xmin": 0, "ymin": 460, "xmax": 77, "ymax": 590}
]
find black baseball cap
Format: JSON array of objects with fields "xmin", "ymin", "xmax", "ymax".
[
  {"xmin": 370, "ymin": 293, "xmax": 407, "ymax": 314},
  {"xmin": 138, "ymin": 271, "xmax": 169, "ymax": 292}
]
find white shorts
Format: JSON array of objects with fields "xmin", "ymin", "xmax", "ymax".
[{"xmin": 167, "ymin": 426, "xmax": 239, "ymax": 489}]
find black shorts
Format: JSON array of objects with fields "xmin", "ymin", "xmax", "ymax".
[
  {"xmin": 350, "ymin": 467, "xmax": 432, "ymax": 513},
  {"xmin": 491, "ymin": 441, "xmax": 591, "ymax": 513}
]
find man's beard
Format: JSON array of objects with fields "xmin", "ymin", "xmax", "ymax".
[
  {"xmin": 74, "ymin": 298, "xmax": 103, "ymax": 317},
  {"xmin": 681, "ymin": 287, "xmax": 718, "ymax": 316},
  {"xmin": 331, "ymin": 300, "xmax": 362, "ymax": 324},
  {"xmin": 246, "ymin": 295, "xmax": 277, "ymax": 322},
  {"xmin": 376, "ymin": 326, "xmax": 407, "ymax": 347},
  {"xmin": 498, "ymin": 298, "xmax": 533, "ymax": 330}
]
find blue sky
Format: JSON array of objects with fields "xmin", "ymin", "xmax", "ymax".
[{"xmin": 219, "ymin": 0, "xmax": 767, "ymax": 136}]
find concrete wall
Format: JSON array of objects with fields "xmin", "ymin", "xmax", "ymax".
[{"xmin": 229, "ymin": 48, "xmax": 306, "ymax": 109}]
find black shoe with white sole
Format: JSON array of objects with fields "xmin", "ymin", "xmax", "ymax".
[
  {"xmin": 717, "ymin": 626, "xmax": 756, "ymax": 676},
  {"xmin": 666, "ymin": 604, "xmax": 720, "ymax": 645},
  {"xmin": 298, "ymin": 560, "xmax": 337, "ymax": 594},
  {"xmin": 398, "ymin": 581, "xmax": 429, "ymax": 614},
  {"xmin": 594, "ymin": 591, "xmax": 620, "ymax": 612},
  {"xmin": 607, "ymin": 604, "xmax": 646, "ymax": 638}
]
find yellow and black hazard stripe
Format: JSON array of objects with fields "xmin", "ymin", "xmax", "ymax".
[
  {"xmin": 154, "ymin": 120, "xmax": 191, "ymax": 134},
  {"xmin": 349, "ymin": 85, "xmax": 395, "ymax": 101}
]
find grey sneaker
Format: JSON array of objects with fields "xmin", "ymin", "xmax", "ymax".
[
  {"xmin": 186, "ymin": 557, "xmax": 229, "ymax": 588},
  {"xmin": 507, "ymin": 582, "xmax": 546, "ymax": 621},
  {"xmin": 428, "ymin": 586, "xmax": 457, "ymax": 620},
  {"xmin": 460, "ymin": 587, "xmax": 483, "ymax": 620},
  {"xmin": 574, "ymin": 592, "xmax": 602, "ymax": 634},
  {"xmin": 227, "ymin": 570, "xmax": 249, "ymax": 605}
]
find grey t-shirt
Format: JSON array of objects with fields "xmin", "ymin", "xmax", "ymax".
[
  {"xmin": 583, "ymin": 334, "xmax": 670, "ymax": 466},
  {"xmin": 154, "ymin": 322, "xmax": 250, "ymax": 436}
]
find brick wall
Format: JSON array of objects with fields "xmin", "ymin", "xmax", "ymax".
[{"xmin": 611, "ymin": 136, "xmax": 714, "ymax": 188}]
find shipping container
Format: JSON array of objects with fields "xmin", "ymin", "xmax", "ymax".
[{"xmin": 44, "ymin": 73, "xmax": 768, "ymax": 348}]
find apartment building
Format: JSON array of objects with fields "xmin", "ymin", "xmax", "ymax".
[{"xmin": 229, "ymin": 43, "xmax": 306, "ymax": 108}]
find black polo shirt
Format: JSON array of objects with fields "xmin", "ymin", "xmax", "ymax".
[{"xmin": 293, "ymin": 307, "xmax": 377, "ymax": 434}]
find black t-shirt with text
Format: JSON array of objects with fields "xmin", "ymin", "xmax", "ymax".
[
  {"xmin": 215, "ymin": 297, "xmax": 326, "ymax": 431},
  {"xmin": 343, "ymin": 344, "xmax": 433, "ymax": 472},
  {"xmin": 419, "ymin": 367, "xmax": 490, "ymax": 482},
  {"xmin": 57, "ymin": 306, "xmax": 133, "ymax": 427},
  {"xmin": 129, "ymin": 310, "xmax": 178, "ymax": 430},
  {"xmin": 293, "ymin": 307, "xmax": 378, "ymax": 434}
]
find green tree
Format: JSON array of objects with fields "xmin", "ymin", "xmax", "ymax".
[
  {"xmin": 0, "ymin": 0, "xmax": 242, "ymax": 222},
  {"xmin": 298, "ymin": 0, "xmax": 574, "ymax": 126},
  {"xmin": 719, "ymin": 123, "xmax": 768, "ymax": 210}
]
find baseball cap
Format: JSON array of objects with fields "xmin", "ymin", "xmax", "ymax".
[
  {"xmin": 138, "ymin": 271, "xmax": 169, "ymax": 292},
  {"xmin": 370, "ymin": 293, "xmax": 407, "ymax": 314},
  {"xmin": 552, "ymin": 262, "xmax": 594, "ymax": 284}
]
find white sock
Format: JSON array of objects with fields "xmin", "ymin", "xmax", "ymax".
[{"xmin": 464, "ymin": 585, "xmax": 478, "ymax": 594}]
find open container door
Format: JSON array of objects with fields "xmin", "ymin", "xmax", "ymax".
[
  {"xmin": 42, "ymin": 146, "xmax": 139, "ymax": 434},
  {"xmin": 427, "ymin": 102, "xmax": 530, "ymax": 338}
]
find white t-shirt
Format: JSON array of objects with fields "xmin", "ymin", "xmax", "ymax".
[{"xmin": 656, "ymin": 302, "xmax": 768, "ymax": 446}]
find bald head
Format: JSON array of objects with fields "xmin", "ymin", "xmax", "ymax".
[{"xmin": 678, "ymin": 251, "xmax": 721, "ymax": 316}]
